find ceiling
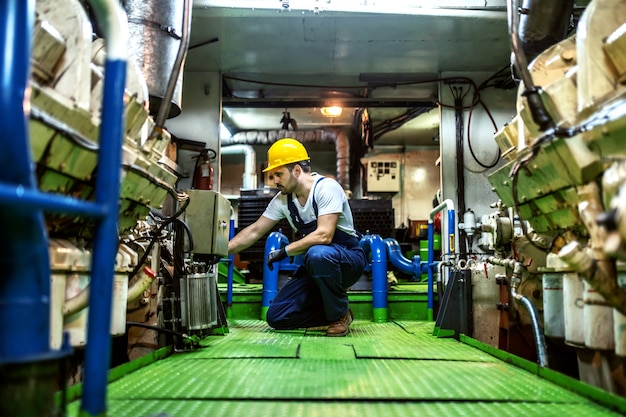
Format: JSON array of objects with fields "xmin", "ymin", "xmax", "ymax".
[{"xmin": 184, "ymin": 1, "xmax": 515, "ymax": 147}]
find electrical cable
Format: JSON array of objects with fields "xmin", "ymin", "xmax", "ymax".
[
  {"xmin": 126, "ymin": 321, "xmax": 195, "ymax": 343},
  {"xmin": 127, "ymin": 197, "xmax": 190, "ymax": 279}
]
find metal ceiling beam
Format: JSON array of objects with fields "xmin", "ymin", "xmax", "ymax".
[{"xmin": 222, "ymin": 97, "xmax": 437, "ymax": 109}]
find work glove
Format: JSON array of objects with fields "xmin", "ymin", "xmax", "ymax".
[{"xmin": 267, "ymin": 247, "xmax": 288, "ymax": 271}]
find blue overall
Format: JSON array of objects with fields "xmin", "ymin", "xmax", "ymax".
[{"xmin": 266, "ymin": 178, "xmax": 367, "ymax": 329}]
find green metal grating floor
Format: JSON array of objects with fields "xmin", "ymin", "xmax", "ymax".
[{"xmin": 66, "ymin": 320, "xmax": 626, "ymax": 417}]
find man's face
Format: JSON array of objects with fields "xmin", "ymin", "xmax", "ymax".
[{"xmin": 271, "ymin": 166, "xmax": 297, "ymax": 193}]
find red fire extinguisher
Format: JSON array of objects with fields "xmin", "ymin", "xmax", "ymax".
[{"xmin": 193, "ymin": 149, "xmax": 216, "ymax": 190}]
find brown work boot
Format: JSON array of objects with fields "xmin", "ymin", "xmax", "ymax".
[{"xmin": 326, "ymin": 309, "xmax": 353, "ymax": 337}]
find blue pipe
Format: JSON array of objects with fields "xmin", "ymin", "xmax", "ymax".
[
  {"xmin": 359, "ymin": 234, "xmax": 388, "ymax": 322},
  {"xmin": 0, "ymin": 0, "xmax": 60, "ymax": 365},
  {"xmin": 261, "ymin": 231, "xmax": 289, "ymax": 320},
  {"xmin": 80, "ymin": 1, "xmax": 128, "ymax": 416},
  {"xmin": 428, "ymin": 199, "xmax": 456, "ymax": 321},
  {"xmin": 383, "ymin": 238, "xmax": 421, "ymax": 278}
]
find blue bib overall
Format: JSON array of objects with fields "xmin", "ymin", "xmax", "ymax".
[{"xmin": 266, "ymin": 177, "xmax": 367, "ymax": 329}]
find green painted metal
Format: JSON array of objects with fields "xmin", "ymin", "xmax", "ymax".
[
  {"xmin": 63, "ymin": 320, "xmax": 625, "ymax": 417},
  {"xmin": 56, "ymin": 345, "xmax": 173, "ymax": 408},
  {"xmin": 461, "ymin": 334, "xmax": 626, "ymax": 415},
  {"xmin": 372, "ymin": 307, "xmax": 388, "ymax": 322},
  {"xmin": 217, "ymin": 261, "xmax": 246, "ymax": 284}
]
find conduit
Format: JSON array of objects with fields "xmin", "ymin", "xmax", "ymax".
[
  {"xmin": 223, "ymin": 128, "xmax": 351, "ymax": 191},
  {"xmin": 489, "ymin": 257, "xmax": 549, "ymax": 368},
  {"xmin": 359, "ymin": 234, "xmax": 388, "ymax": 323}
]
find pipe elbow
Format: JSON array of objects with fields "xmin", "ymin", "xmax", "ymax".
[{"xmin": 384, "ymin": 238, "xmax": 419, "ymax": 277}]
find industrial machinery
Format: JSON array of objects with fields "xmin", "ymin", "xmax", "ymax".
[
  {"xmin": 1, "ymin": 1, "xmax": 230, "ymax": 415},
  {"xmin": 485, "ymin": 0, "xmax": 626, "ymax": 393},
  {"xmin": 4, "ymin": 0, "xmax": 626, "ymax": 416}
]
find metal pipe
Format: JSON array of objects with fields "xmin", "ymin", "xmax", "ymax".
[
  {"xmin": 509, "ymin": 261, "xmax": 549, "ymax": 367},
  {"xmin": 359, "ymin": 234, "xmax": 388, "ymax": 323},
  {"xmin": 518, "ymin": 0, "xmax": 574, "ymax": 63},
  {"xmin": 152, "ymin": 0, "xmax": 192, "ymax": 130},
  {"xmin": 126, "ymin": 267, "xmax": 157, "ymax": 303},
  {"xmin": 261, "ymin": 231, "xmax": 290, "ymax": 320},
  {"xmin": 507, "ymin": 0, "xmax": 555, "ymax": 132},
  {"xmin": 0, "ymin": 0, "xmax": 52, "ymax": 364},
  {"xmin": 0, "ymin": 5, "xmax": 72, "ymax": 416},
  {"xmin": 221, "ymin": 144, "xmax": 258, "ymax": 189},
  {"xmin": 80, "ymin": 1, "xmax": 128, "ymax": 416},
  {"xmin": 383, "ymin": 238, "xmax": 420, "ymax": 278},
  {"xmin": 63, "ymin": 287, "xmax": 90, "ymax": 317},
  {"xmin": 224, "ymin": 128, "xmax": 351, "ymax": 190},
  {"xmin": 489, "ymin": 256, "xmax": 549, "ymax": 367},
  {"xmin": 428, "ymin": 199, "xmax": 456, "ymax": 321}
]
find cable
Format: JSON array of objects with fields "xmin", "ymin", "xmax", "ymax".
[
  {"xmin": 127, "ymin": 197, "xmax": 191, "ymax": 279},
  {"xmin": 126, "ymin": 321, "xmax": 197, "ymax": 346}
]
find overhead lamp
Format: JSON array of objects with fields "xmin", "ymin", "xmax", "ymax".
[{"xmin": 320, "ymin": 106, "xmax": 343, "ymax": 117}]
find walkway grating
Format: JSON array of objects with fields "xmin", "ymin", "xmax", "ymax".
[{"xmin": 66, "ymin": 320, "xmax": 626, "ymax": 417}]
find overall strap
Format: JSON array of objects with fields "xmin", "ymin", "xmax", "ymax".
[
  {"xmin": 287, "ymin": 176, "xmax": 327, "ymax": 232},
  {"xmin": 310, "ymin": 176, "xmax": 327, "ymax": 218}
]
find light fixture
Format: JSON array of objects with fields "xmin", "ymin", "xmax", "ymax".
[{"xmin": 320, "ymin": 106, "xmax": 343, "ymax": 117}]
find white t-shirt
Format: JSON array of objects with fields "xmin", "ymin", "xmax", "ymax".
[{"xmin": 262, "ymin": 174, "xmax": 358, "ymax": 237}]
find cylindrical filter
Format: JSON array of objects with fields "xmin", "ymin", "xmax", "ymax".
[
  {"xmin": 614, "ymin": 266, "xmax": 626, "ymax": 356},
  {"xmin": 181, "ymin": 272, "xmax": 213, "ymax": 330},
  {"xmin": 584, "ymin": 280, "xmax": 615, "ymax": 350},
  {"xmin": 111, "ymin": 274, "xmax": 129, "ymax": 336},
  {"xmin": 563, "ymin": 272, "xmax": 585, "ymax": 346},
  {"xmin": 542, "ymin": 272, "xmax": 565, "ymax": 338},
  {"xmin": 541, "ymin": 253, "xmax": 567, "ymax": 339}
]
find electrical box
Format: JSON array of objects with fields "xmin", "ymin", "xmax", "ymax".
[
  {"xmin": 183, "ymin": 190, "xmax": 231, "ymax": 259},
  {"xmin": 367, "ymin": 160, "xmax": 400, "ymax": 192}
]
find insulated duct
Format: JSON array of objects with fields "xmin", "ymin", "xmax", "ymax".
[
  {"xmin": 124, "ymin": 0, "xmax": 188, "ymax": 120},
  {"xmin": 221, "ymin": 144, "xmax": 257, "ymax": 190},
  {"xmin": 223, "ymin": 129, "xmax": 350, "ymax": 191},
  {"xmin": 518, "ymin": 0, "xmax": 575, "ymax": 63}
]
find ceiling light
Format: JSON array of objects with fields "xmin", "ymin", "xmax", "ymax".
[{"xmin": 320, "ymin": 106, "xmax": 343, "ymax": 117}]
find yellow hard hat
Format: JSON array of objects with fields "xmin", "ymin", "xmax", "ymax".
[{"xmin": 263, "ymin": 138, "xmax": 310, "ymax": 172}]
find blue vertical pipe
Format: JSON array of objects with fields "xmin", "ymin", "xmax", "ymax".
[
  {"xmin": 0, "ymin": 0, "xmax": 54, "ymax": 363},
  {"xmin": 369, "ymin": 234, "xmax": 388, "ymax": 322},
  {"xmin": 447, "ymin": 209, "xmax": 456, "ymax": 259},
  {"xmin": 226, "ymin": 218, "xmax": 235, "ymax": 317},
  {"xmin": 80, "ymin": 1, "xmax": 128, "ymax": 416},
  {"xmin": 359, "ymin": 234, "xmax": 388, "ymax": 322},
  {"xmin": 80, "ymin": 60, "xmax": 126, "ymax": 417},
  {"xmin": 262, "ymin": 231, "xmax": 289, "ymax": 320}
]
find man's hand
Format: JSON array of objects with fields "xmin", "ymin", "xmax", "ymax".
[{"xmin": 267, "ymin": 247, "xmax": 288, "ymax": 271}]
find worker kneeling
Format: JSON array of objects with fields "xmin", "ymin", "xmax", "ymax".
[{"xmin": 228, "ymin": 138, "xmax": 366, "ymax": 336}]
